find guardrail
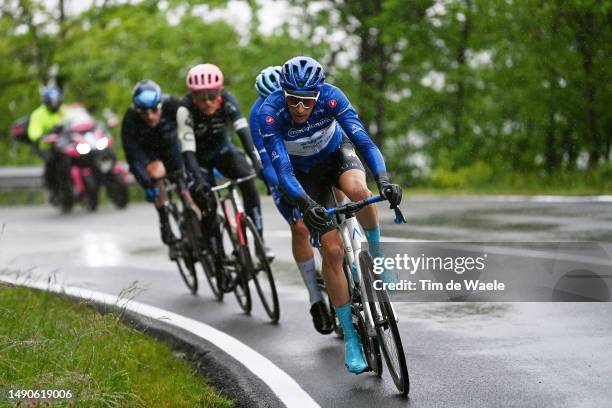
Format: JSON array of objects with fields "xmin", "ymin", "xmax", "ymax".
[{"xmin": 0, "ymin": 165, "xmax": 134, "ymax": 191}]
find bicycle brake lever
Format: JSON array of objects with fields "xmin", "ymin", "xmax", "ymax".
[{"xmin": 393, "ymin": 206, "xmax": 406, "ymax": 224}]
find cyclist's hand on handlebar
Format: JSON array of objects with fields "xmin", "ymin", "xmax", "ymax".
[
  {"xmin": 305, "ymin": 205, "xmax": 332, "ymax": 231},
  {"xmin": 376, "ymin": 173, "xmax": 402, "ymax": 208},
  {"xmin": 382, "ymin": 184, "xmax": 402, "ymax": 208},
  {"xmin": 299, "ymin": 196, "xmax": 332, "ymax": 232},
  {"xmin": 194, "ymin": 182, "xmax": 211, "ymax": 198}
]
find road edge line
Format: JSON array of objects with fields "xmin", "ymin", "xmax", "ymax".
[{"xmin": 0, "ymin": 274, "xmax": 320, "ymax": 408}]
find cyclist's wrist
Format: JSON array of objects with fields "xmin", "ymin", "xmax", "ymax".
[{"xmin": 296, "ymin": 194, "xmax": 317, "ymax": 212}]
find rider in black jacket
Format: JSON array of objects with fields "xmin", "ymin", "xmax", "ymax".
[{"xmin": 122, "ymin": 80, "xmax": 199, "ymax": 246}]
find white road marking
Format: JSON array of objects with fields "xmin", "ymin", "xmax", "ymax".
[{"xmin": 0, "ymin": 274, "xmax": 320, "ymax": 408}]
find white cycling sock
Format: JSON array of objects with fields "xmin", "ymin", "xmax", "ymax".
[{"xmin": 297, "ymin": 258, "xmax": 323, "ymax": 305}]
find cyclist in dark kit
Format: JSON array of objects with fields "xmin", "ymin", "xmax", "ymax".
[
  {"xmin": 121, "ymin": 80, "xmax": 199, "ymax": 247},
  {"xmin": 177, "ymin": 63, "xmax": 272, "ymax": 258}
]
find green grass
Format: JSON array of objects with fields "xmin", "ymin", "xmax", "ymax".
[{"xmin": 0, "ymin": 284, "xmax": 232, "ymax": 407}]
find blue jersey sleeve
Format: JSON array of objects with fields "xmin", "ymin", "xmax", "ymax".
[
  {"xmin": 249, "ymin": 99, "xmax": 279, "ymax": 187},
  {"xmin": 259, "ymin": 108, "xmax": 307, "ymax": 200},
  {"xmin": 326, "ymin": 86, "xmax": 386, "ymax": 176}
]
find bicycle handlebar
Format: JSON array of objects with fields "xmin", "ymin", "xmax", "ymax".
[
  {"xmin": 210, "ymin": 173, "xmax": 257, "ymax": 192},
  {"xmin": 326, "ymin": 195, "xmax": 407, "ymax": 225}
]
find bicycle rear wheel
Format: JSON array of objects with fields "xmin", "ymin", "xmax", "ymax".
[
  {"xmin": 220, "ymin": 220, "xmax": 251, "ymax": 313},
  {"xmin": 242, "ymin": 216, "xmax": 280, "ymax": 323},
  {"xmin": 360, "ymin": 251, "xmax": 409, "ymax": 395}
]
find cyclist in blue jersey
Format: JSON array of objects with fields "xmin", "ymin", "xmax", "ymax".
[
  {"xmin": 258, "ymin": 56, "xmax": 402, "ymax": 374},
  {"xmin": 249, "ymin": 66, "xmax": 333, "ymax": 335}
]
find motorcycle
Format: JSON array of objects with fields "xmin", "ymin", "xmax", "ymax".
[{"xmin": 42, "ymin": 105, "xmax": 129, "ymax": 213}]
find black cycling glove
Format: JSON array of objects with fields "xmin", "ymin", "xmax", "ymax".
[
  {"xmin": 297, "ymin": 195, "xmax": 333, "ymax": 232},
  {"xmin": 375, "ymin": 172, "xmax": 402, "ymax": 208}
]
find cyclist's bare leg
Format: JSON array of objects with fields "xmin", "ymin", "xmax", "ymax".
[
  {"xmin": 146, "ymin": 160, "xmax": 167, "ymax": 207},
  {"xmin": 337, "ymin": 169, "xmax": 378, "ymax": 229},
  {"xmin": 332, "ymin": 186, "xmax": 348, "ymax": 205},
  {"xmin": 320, "ymin": 230, "xmax": 349, "ymax": 307},
  {"xmin": 291, "ymin": 220, "xmax": 313, "ymax": 262},
  {"xmin": 321, "ymin": 222, "xmax": 368, "ymax": 373}
]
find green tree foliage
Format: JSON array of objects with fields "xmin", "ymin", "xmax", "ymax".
[{"xmin": 1, "ymin": 0, "xmax": 611, "ymax": 192}]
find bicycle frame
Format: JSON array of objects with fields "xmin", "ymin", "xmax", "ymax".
[
  {"xmin": 211, "ymin": 174, "xmax": 256, "ymax": 246},
  {"xmin": 336, "ymin": 207, "xmax": 379, "ymax": 337},
  {"xmin": 332, "ymin": 195, "xmax": 402, "ymax": 336}
]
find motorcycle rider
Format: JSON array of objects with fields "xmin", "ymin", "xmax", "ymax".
[
  {"xmin": 177, "ymin": 63, "xmax": 272, "ymax": 257},
  {"xmin": 121, "ymin": 80, "xmax": 199, "ymax": 246},
  {"xmin": 27, "ymin": 86, "xmax": 67, "ymax": 203}
]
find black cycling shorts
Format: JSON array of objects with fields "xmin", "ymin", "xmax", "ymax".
[
  {"xmin": 295, "ymin": 137, "xmax": 365, "ymax": 235},
  {"xmin": 143, "ymin": 140, "xmax": 183, "ymax": 174}
]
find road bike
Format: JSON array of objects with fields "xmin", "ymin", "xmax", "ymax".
[
  {"xmin": 165, "ymin": 176, "xmax": 209, "ymax": 294},
  {"xmin": 326, "ymin": 195, "xmax": 410, "ymax": 395},
  {"xmin": 203, "ymin": 174, "xmax": 280, "ymax": 322}
]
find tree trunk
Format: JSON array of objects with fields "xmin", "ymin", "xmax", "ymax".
[
  {"xmin": 545, "ymin": 109, "xmax": 558, "ymax": 175},
  {"xmin": 452, "ymin": 0, "xmax": 471, "ymax": 162},
  {"xmin": 576, "ymin": 10, "xmax": 599, "ymax": 168},
  {"xmin": 562, "ymin": 127, "xmax": 577, "ymax": 171},
  {"xmin": 18, "ymin": 0, "xmax": 46, "ymax": 83}
]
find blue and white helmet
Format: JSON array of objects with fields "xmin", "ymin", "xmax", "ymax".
[
  {"xmin": 255, "ymin": 66, "xmax": 282, "ymax": 98},
  {"xmin": 42, "ymin": 86, "xmax": 62, "ymax": 111},
  {"xmin": 280, "ymin": 56, "xmax": 325, "ymax": 96},
  {"xmin": 132, "ymin": 79, "xmax": 162, "ymax": 109}
]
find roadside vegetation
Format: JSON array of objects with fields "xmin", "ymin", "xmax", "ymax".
[
  {"xmin": 2, "ymin": 1, "xmax": 610, "ymax": 194},
  {"xmin": 0, "ymin": 284, "xmax": 232, "ymax": 407}
]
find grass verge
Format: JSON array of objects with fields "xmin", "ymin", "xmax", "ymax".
[{"xmin": 0, "ymin": 284, "xmax": 232, "ymax": 407}]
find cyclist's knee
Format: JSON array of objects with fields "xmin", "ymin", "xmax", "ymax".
[
  {"xmin": 291, "ymin": 220, "xmax": 310, "ymax": 242},
  {"xmin": 346, "ymin": 183, "xmax": 371, "ymax": 201},
  {"xmin": 321, "ymin": 233, "xmax": 343, "ymax": 264},
  {"xmin": 146, "ymin": 160, "xmax": 166, "ymax": 180}
]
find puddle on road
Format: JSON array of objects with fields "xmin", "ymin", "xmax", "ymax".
[
  {"xmin": 129, "ymin": 246, "xmax": 165, "ymax": 255},
  {"xmin": 396, "ymin": 302, "xmax": 510, "ymax": 322},
  {"xmin": 410, "ymin": 212, "xmax": 559, "ymax": 232}
]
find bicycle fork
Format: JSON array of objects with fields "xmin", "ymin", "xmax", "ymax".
[
  {"xmin": 343, "ymin": 216, "xmax": 400, "ymax": 334},
  {"xmin": 342, "ymin": 217, "xmax": 379, "ymax": 337}
]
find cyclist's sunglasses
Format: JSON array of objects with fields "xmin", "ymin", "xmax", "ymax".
[
  {"xmin": 284, "ymin": 91, "xmax": 319, "ymax": 109},
  {"xmin": 193, "ymin": 90, "xmax": 220, "ymax": 101},
  {"xmin": 136, "ymin": 103, "xmax": 161, "ymax": 115}
]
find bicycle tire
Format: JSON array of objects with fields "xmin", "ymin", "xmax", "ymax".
[
  {"xmin": 219, "ymin": 220, "xmax": 251, "ymax": 313},
  {"xmin": 359, "ymin": 252, "xmax": 384, "ymax": 377},
  {"xmin": 167, "ymin": 190, "xmax": 198, "ymax": 294},
  {"xmin": 360, "ymin": 251, "xmax": 409, "ymax": 395},
  {"xmin": 241, "ymin": 216, "xmax": 280, "ymax": 322},
  {"xmin": 197, "ymin": 251, "xmax": 223, "ymax": 301}
]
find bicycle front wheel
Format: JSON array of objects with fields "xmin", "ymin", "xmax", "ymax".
[
  {"xmin": 242, "ymin": 216, "xmax": 280, "ymax": 323},
  {"xmin": 167, "ymin": 199, "xmax": 198, "ymax": 294},
  {"xmin": 360, "ymin": 251, "xmax": 409, "ymax": 395},
  {"xmin": 197, "ymin": 251, "xmax": 223, "ymax": 301}
]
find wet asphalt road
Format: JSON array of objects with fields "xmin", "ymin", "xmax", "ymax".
[{"xmin": 1, "ymin": 197, "xmax": 612, "ymax": 407}]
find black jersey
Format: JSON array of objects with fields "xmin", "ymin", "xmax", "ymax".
[
  {"xmin": 121, "ymin": 95, "xmax": 180, "ymax": 186},
  {"xmin": 177, "ymin": 90, "xmax": 251, "ymax": 161}
]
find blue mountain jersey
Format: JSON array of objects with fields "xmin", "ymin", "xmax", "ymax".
[
  {"xmin": 258, "ymin": 83, "xmax": 386, "ymax": 199},
  {"xmin": 249, "ymin": 97, "xmax": 279, "ymax": 187}
]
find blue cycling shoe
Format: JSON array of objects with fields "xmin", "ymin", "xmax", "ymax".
[
  {"xmin": 344, "ymin": 336, "xmax": 368, "ymax": 374},
  {"xmin": 381, "ymin": 267, "xmax": 399, "ymax": 285}
]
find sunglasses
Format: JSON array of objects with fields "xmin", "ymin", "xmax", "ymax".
[
  {"xmin": 136, "ymin": 104, "xmax": 161, "ymax": 115},
  {"xmin": 284, "ymin": 91, "xmax": 319, "ymax": 109},
  {"xmin": 193, "ymin": 91, "xmax": 220, "ymax": 101}
]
